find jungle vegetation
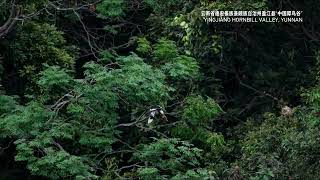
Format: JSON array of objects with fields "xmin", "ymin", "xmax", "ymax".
[{"xmin": 0, "ymin": 0, "xmax": 320, "ymax": 179}]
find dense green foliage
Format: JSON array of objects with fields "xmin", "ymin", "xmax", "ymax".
[{"xmin": 0, "ymin": 0, "xmax": 320, "ymax": 179}]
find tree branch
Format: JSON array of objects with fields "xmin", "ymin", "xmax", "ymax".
[{"xmin": 0, "ymin": 1, "xmax": 21, "ymax": 38}]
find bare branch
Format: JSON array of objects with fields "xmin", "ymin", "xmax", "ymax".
[{"xmin": 0, "ymin": 1, "xmax": 21, "ymax": 38}]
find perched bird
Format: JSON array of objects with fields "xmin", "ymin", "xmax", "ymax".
[
  {"xmin": 281, "ymin": 105, "xmax": 293, "ymax": 117},
  {"xmin": 147, "ymin": 106, "xmax": 167, "ymax": 124}
]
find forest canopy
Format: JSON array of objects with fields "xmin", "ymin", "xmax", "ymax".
[{"xmin": 0, "ymin": 0, "xmax": 320, "ymax": 179}]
